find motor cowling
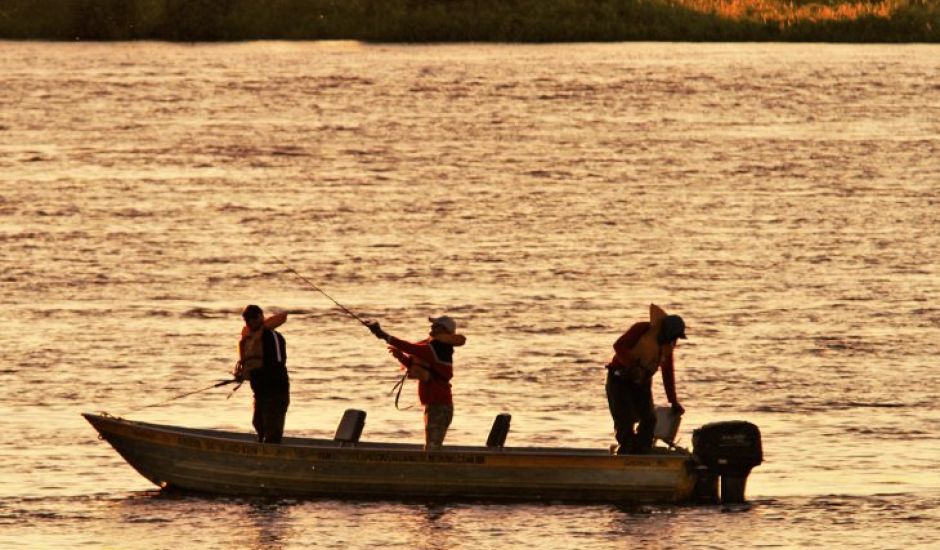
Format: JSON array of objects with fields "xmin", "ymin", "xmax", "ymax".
[{"xmin": 692, "ymin": 421, "xmax": 763, "ymax": 504}]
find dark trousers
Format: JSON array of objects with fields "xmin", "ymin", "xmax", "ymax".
[
  {"xmin": 606, "ymin": 371, "xmax": 656, "ymax": 454},
  {"xmin": 252, "ymin": 393, "xmax": 290, "ymax": 443}
]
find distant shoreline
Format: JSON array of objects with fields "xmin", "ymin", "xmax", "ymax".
[{"xmin": 1, "ymin": 0, "xmax": 937, "ymax": 43}]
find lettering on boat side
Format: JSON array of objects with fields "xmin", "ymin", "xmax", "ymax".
[
  {"xmin": 130, "ymin": 427, "xmax": 177, "ymax": 445},
  {"xmin": 619, "ymin": 458, "xmax": 672, "ymax": 468},
  {"xmin": 177, "ymin": 436, "xmax": 202, "ymax": 449},
  {"xmin": 201, "ymin": 439, "xmax": 262, "ymax": 455},
  {"xmin": 158, "ymin": 434, "xmax": 263, "ymax": 456},
  {"xmin": 313, "ymin": 451, "xmax": 485, "ymax": 464}
]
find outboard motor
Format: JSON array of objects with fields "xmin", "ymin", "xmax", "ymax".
[{"xmin": 692, "ymin": 421, "xmax": 763, "ymax": 504}]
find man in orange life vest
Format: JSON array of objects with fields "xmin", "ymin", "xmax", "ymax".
[
  {"xmin": 233, "ymin": 305, "xmax": 290, "ymax": 444},
  {"xmin": 367, "ymin": 316, "xmax": 466, "ymax": 450},
  {"xmin": 606, "ymin": 304, "xmax": 686, "ymax": 455}
]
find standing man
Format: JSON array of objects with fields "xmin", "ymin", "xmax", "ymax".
[
  {"xmin": 606, "ymin": 304, "xmax": 686, "ymax": 455},
  {"xmin": 234, "ymin": 305, "xmax": 290, "ymax": 444},
  {"xmin": 367, "ymin": 316, "xmax": 466, "ymax": 451}
]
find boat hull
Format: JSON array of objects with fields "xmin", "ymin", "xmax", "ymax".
[{"xmin": 83, "ymin": 413, "xmax": 698, "ymax": 503}]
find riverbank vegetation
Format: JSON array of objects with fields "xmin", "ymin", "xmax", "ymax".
[{"xmin": 0, "ymin": 0, "xmax": 936, "ymax": 42}]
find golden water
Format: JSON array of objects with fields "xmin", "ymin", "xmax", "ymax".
[{"xmin": 1, "ymin": 41, "xmax": 938, "ymax": 549}]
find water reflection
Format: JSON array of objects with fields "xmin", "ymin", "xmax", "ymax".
[
  {"xmin": 603, "ymin": 504, "xmax": 678, "ymax": 543},
  {"xmin": 109, "ymin": 491, "xmax": 294, "ymax": 550},
  {"xmin": 243, "ymin": 500, "xmax": 292, "ymax": 550},
  {"xmin": 414, "ymin": 503, "xmax": 454, "ymax": 550}
]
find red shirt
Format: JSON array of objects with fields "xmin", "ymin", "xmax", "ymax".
[
  {"xmin": 387, "ymin": 336, "xmax": 454, "ymax": 406},
  {"xmin": 608, "ymin": 322, "xmax": 679, "ymax": 405}
]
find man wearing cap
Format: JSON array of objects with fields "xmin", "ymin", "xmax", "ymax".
[
  {"xmin": 234, "ymin": 305, "xmax": 290, "ymax": 444},
  {"xmin": 605, "ymin": 304, "xmax": 686, "ymax": 455},
  {"xmin": 368, "ymin": 316, "xmax": 466, "ymax": 450}
]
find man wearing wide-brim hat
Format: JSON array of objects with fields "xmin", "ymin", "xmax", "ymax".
[
  {"xmin": 368, "ymin": 315, "xmax": 466, "ymax": 450},
  {"xmin": 605, "ymin": 304, "xmax": 686, "ymax": 455}
]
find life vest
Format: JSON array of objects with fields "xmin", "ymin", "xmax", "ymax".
[
  {"xmin": 237, "ymin": 315, "xmax": 287, "ymax": 381},
  {"xmin": 238, "ymin": 331, "xmax": 264, "ymax": 379},
  {"xmin": 629, "ymin": 304, "xmax": 669, "ymax": 377},
  {"xmin": 406, "ymin": 357, "xmax": 433, "ymax": 382},
  {"xmin": 405, "ymin": 335, "xmax": 465, "ymax": 382}
]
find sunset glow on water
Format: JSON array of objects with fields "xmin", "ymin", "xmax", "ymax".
[{"xmin": 1, "ymin": 41, "xmax": 938, "ymax": 549}]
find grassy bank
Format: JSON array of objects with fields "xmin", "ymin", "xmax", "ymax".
[{"xmin": 0, "ymin": 0, "xmax": 936, "ymax": 42}]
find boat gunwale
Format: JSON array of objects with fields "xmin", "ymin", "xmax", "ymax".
[{"xmin": 82, "ymin": 412, "xmax": 692, "ymax": 460}]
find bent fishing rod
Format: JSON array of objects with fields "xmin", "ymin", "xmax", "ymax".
[
  {"xmin": 118, "ymin": 252, "xmax": 370, "ymax": 417},
  {"xmin": 267, "ymin": 254, "xmax": 413, "ymax": 409},
  {"xmin": 267, "ymin": 253, "xmax": 370, "ymax": 327}
]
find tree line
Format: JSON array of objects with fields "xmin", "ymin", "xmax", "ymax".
[{"xmin": 0, "ymin": 0, "xmax": 936, "ymax": 42}]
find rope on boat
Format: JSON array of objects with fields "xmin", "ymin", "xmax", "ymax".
[{"xmin": 389, "ymin": 372, "xmax": 414, "ymax": 411}]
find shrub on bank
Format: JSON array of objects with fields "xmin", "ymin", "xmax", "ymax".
[{"xmin": 0, "ymin": 0, "xmax": 936, "ymax": 42}]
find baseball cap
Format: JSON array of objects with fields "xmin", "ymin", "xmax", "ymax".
[{"xmin": 659, "ymin": 314, "xmax": 687, "ymax": 344}]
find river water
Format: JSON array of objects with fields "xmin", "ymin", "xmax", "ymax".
[{"xmin": 1, "ymin": 41, "xmax": 938, "ymax": 549}]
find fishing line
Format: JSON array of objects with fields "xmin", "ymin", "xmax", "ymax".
[
  {"xmin": 267, "ymin": 252, "xmax": 370, "ymax": 327},
  {"xmin": 266, "ymin": 253, "xmax": 419, "ymax": 411},
  {"xmin": 120, "ymin": 379, "xmax": 237, "ymax": 416}
]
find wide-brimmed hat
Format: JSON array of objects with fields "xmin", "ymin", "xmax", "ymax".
[{"xmin": 428, "ymin": 315, "xmax": 457, "ymax": 334}]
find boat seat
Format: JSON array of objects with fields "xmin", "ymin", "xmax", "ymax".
[
  {"xmin": 334, "ymin": 409, "xmax": 366, "ymax": 446},
  {"xmin": 486, "ymin": 413, "xmax": 511, "ymax": 448}
]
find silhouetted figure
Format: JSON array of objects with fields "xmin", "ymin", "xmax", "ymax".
[
  {"xmin": 234, "ymin": 305, "xmax": 289, "ymax": 443},
  {"xmin": 368, "ymin": 316, "xmax": 466, "ymax": 450},
  {"xmin": 606, "ymin": 304, "xmax": 686, "ymax": 454}
]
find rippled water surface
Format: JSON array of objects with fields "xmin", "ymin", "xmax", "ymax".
[{"xmin": 1, "ymin": 41, "xmax": 939, "ymax": 549}]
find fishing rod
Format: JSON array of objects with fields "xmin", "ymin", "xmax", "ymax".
[
  {"xmin": 267, "ymin": 253, "xmax": 370, "ymax": 327},
  {"xmin": 266, "ymin": 254, "xmax": 414, "ymax": 410},
  {"xmin": 121, "ymin": 378, "xmax": 237, "ymax": 415},
  {"xmin": 118, "ymin": 252, "xmax": 372, "ymax": 417}
]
